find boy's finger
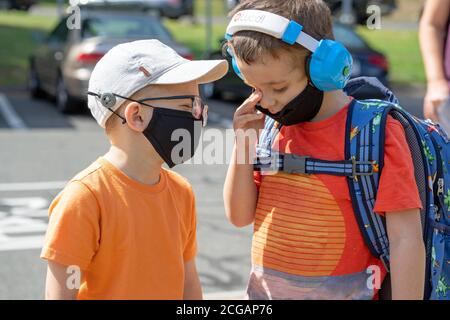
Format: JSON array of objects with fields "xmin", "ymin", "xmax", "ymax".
[
  {"xmin": 235, "ymin": 113, "xmax": 264, "ymax": 127},
  {"xmin": 237, "ymin": 91, "xmax": 262, "ymax": 114}
]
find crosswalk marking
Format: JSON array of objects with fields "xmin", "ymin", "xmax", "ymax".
[
  {"xmin": 0, "ymin": 196, "xmax": 50, "ymax": 251},
  {"xmin": 0, "ymin": 93, "xmax": 27, "ymax": 129},
  {"xmin": 0, "ymin": 236, "xmax": 44, "ymax": 251},
  {"xmin": 0, "ymin": 181, "xmax": 66, "ymax": 192}
]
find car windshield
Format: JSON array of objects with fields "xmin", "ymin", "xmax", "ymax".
[
  {"xmin": 333, "ymin": 23, "xmax": 368, "ymax": 50},
  {"xmin": 81, "ymin": 15, "xmax": 173, "ymax": 40}
]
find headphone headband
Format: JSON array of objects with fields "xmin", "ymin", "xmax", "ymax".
[
  {"xmin": 225, "ymin": 9, "xmax": 353, "ymax": 91},
  {"xmin": 226, "ymin": 10, "xmax": 319, "ymax": 52}
]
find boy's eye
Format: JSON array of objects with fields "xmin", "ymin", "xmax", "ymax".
[{"xmin": 273, "ymin": 87, "xmax": 287, "ymax": 93}]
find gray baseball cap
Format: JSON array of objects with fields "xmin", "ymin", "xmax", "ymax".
[{"xmin": 88, "ymin": 39, "xmax": 228, "ymax": 128}]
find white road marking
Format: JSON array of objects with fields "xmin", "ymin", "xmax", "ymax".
[
  {"xmin": 10, "ymin": 209, "xmax": 48, "ymax": 218},
  {"xmin": 0, "ymin": 196, "xmax": 50, "ymax": 251},
  {"xmin": 1, "ymin": 197, "xmax": 48, "ymax": 209},
  {"xmin": 0, "ymin": 181, "xmax": 66, "ymax": 192},
  {"xmin": 0, "ymin": 216, "xmax": 45, "ymax": 227},
  {"xmin": 0, "ymin": 93, "xmax": 27, "ymax": 129},
  {"xmin": 0, "ymin": 236, "xmax": 44, "ymax": 251},
  {"xmin": 1, "ymin": 223, "xmax": 48, "ymax": 235}
]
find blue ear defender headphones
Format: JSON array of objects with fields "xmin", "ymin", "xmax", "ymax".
[
  {"xmin": 224, "ymin": 10, "xmax": 353, "ymax": 92},
  {"xmin": 224, "ymin": 45, "xmax": 245, "ymax": 81}
]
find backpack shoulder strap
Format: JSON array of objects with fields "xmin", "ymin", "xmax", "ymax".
[
  {"xmin": 344, "ymin": 77, "xmax": 400, "ymax": 105},
  {"xmin": 256, "ymin": 116, "xmax": 282, "ymax": 158},
  {"xmin": 346, "ymin": 98, "xmax": 394, "ymax": 271}
]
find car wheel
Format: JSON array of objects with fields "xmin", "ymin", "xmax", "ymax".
[
  {"xmin": 28, "ymin": 64, "xmax": 46, "ymax": 99},
  {"xmin": 56, "ymin": 76, "xmax": 78, "ymax": 113}
]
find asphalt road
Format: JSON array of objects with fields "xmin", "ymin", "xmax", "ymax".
[{"xmin": 0, "ymin": 85, "xmax": 425, "ymax": 299}]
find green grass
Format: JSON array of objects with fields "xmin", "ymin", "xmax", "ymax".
[
  {"xmin": 36, "ymin": 0, "xmax": 228, "ymax": 16},
  {"xmin": 0, "ymin": 11, "xmax": 58, "ymax": 86},
  {"xmin": 356, "ymin": 27, "xmax": 425, "ymax": 85},
  {"xmin": 194, "ymin": 0, "xmax": 228, "ymax": 17},
  {"xmin": 164, "ymin": 19, "xmax": 227, "ymax": 58}
]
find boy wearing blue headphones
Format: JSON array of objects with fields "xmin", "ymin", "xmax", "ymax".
[{"xmin": 223, "ymin": 0, "xmax": 425, "ymax": 300}]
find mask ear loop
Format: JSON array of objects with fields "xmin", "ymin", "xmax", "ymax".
[
  {"xmin": 87, "ymin": 91, "xmax": 127, "ymax": 124},
  {"xmin": 304, "ymin": 54, "xmax": 315, "ymax": 89}
]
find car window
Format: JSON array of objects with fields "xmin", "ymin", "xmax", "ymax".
[
  {"xmin": 47, "ymin": 18, "xmax": 69, "ymax": 43},
  {"xmin": 81, "ymin": 15, "xmax": 173, "ymax": 41},
  {"xmin": 333, "ymin": 23, "xmax": 368, "ymax": 50}
]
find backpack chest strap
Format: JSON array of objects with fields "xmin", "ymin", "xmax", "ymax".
[{"xmin": 254, "ymin": 152, "xmax": 375, "ymax": 179}]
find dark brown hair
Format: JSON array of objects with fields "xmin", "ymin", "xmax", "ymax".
[{"xmin": 226, "ymin": 0, "xmax": 334, "ymax": 65}]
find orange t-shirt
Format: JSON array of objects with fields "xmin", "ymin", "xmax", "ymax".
[
  {"xmin": 249, "ymin": 102, "xmax": 422, "ymax": 300},
  {"xmin": 40, "ymin": 157, "xmax": 197, "ymax": 300}
]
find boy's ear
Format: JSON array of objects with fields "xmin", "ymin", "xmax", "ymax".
[{"xmin": 123, "ymin": 102, "xmax": 152, "ymax": 133}]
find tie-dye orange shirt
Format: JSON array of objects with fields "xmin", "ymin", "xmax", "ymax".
[{"xmin": 250, "ymin": 102, "xmax": 422, "ymax": 300}]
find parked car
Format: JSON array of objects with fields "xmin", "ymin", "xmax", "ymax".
[
  {"xmin": 81, "ymin": 0, "xmax": 194, "ymax": 19},
  {"xmin": 201, "ymin": 22, "xmax": 390, "ymax": 101},
  {"xmin": 0, "ymin": 0, "xmax": 37, "ymax": 11},
  {"xmin": 28, "ymin": 10, "xmax": 194, "ymax": 113}
]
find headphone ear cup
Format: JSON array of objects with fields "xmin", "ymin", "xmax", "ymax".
[
  {"xmin": 308, "ymin": 39, "xmax": 353, "ymax": 92},
  {"xmin": 231, "ymin": 57, "xmax": 245, "ymax": 81},
  {"xmin": 226, "ymin": 45, "xmax": 245, "ymax": 81}
]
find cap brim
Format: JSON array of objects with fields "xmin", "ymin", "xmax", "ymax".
[{"xmin": 152, "ymin": 59, "xmax": 229, "ymax": 85}]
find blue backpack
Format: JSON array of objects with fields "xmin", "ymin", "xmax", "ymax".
[{"xmin": 254, "ymin": 77, "xmax": 450, "ymax": 300}]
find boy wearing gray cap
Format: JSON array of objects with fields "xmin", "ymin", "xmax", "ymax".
[{"xmin": 40, "ymin": 39, "xmax": 228, "ymax": 300}]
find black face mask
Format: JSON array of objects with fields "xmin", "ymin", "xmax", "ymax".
[
  {"xmin": 255, "ymin": 83, "xmax": 324, "ymax": 126},
  {"xmin": 143, "ymin": 108, "xmax": 202, "ymax": 168}
]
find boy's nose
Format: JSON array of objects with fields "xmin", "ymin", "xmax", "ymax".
[{"xmin": 260, "ymin": 96, "xmax": 277, "ymax": 113}]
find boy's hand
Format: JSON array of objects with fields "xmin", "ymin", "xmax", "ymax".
[
  {"xmin": 233, "ymin": 91, "xmax": 265, "ymax": 133},
  {"xmin": 424, "ymin": 79, "xmax": 450, "ymax": 122},
  {"xmin": 233, "ymin": 91, "xmax": 265, "ymax": 159}
]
